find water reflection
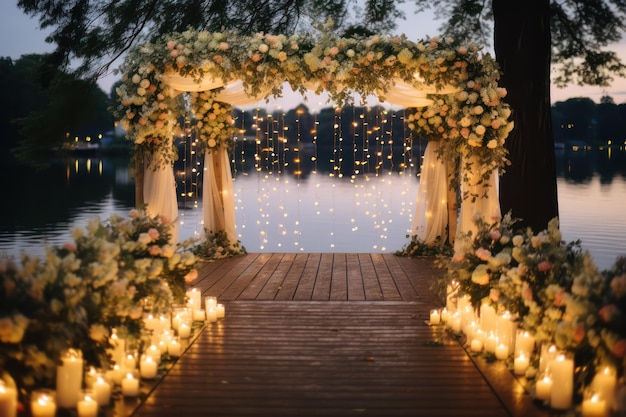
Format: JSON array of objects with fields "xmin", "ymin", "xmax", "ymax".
[{"xmin": 0, "ymin": 146, "xmax": 625, "ymax": 270}]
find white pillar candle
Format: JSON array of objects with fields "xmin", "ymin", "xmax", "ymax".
[
  {"xmin": 0, "ymin": 380, "xmax": 17, "ymax": 417},
  {"xmin": 121, "ymin": 373, "xmax": 139, "ymax": 397},
  {"xmin": 550, "ymin": 353, "xmax": 574, "ymax": 410},
  {"xmin": 535, "ymin": 374, "xmax": 553, "ymax": 401},
  {"xmin": 84, "ymin": 366, "xmax": 98, "ymax": 388},
  {"xmin": 480, "ymin": 303, "xmax": 496, "ymax": 335},
  {"xmin": 193, "ymin": 309, "xmax": 206, "ymax": 321},
  {"xmin": 30, "ymin": 390, "xmax": 56, "ymax": 417},
  {"xmin": 207, "ymin": 307, "xmax": 218, "ymax": 323},
  {"xmin": 515, "ymin": 330, "xmax": 535, "ymax": 356},
  {"xmin": 591, "ymin": 365, "xmax": 617, "ymax": 411},
  {"xmin": 178, "ymin": 322, "xmax": 191, "ymax": 338},
  {"xmin": 539, "ymin": 343, "xmax": 558, "ymax": 373},
  {"xmin": 168, "ymin": 337, "xmax": 182, "ymax": 357},
  {"xmin": 205, "ymin": 296, "xmax": 217, "ymax": 310},
  {"xmin": 158, "ymin": 315, "xmax": 171, "ymax": 333},
  {"xmin": 216, "ymin": 303, "xmax": 225, "ymax": 319},
  {"xmin": 92, "ymin": 375, "xmax": 111, "ymax": 406},
  {"xmin": 107, "ymin": 364, "xmax": 123, "ymax": 385},
  {"xmin": 108, "ymin": 330, "xmax": 125, "ymax": 366},
  {"xmin": 56, "ymin": 348, "xmax": 84, "ymax": 408},
  {"xmin": 143, "ymin": 314, "xmax": 159, "ymax": 331},
  {"xmin": 186, "ymin": 288, "xmax": 202, "ymax": 309},
  {"xmin": 77, "ymin": 392, "xmax": 98, "ymax": 417},
  {"xmin": 470, "ymin": 338, "xmax": 483, "ymax": 352},
  {"xmin": 440, "ymin": 308, "xmax": 449, "ymax": 323},
  {"xmin": 158, "ymin": 340, "xmax": 168, "ymax": 354},
  {"xmin": 485, "ymin": 332, "xmax": 497, "ymax": 354},
  {"xmin": 495, "ymin": 343, "xmax": 509, "ymax": 360},
  {"xmin": 582, "ymin": 393, "xmax": 606, "ymax": 417},
  {"xmin": 146, "ymin": 344, "xmax": 161, "ymax": 365},
  {"xmin": 496, "ymin": 311, "xmax": 516, "ymax": 355},
  {"xmin": 123, "ymin": 353, "xmax": 136, "ymax": 371},
  {"xmin": 140, "ymin": 355, "xmax": 158, "ymax": 379},
  {"xmin": 429, "ymin": 309, "xmax": 440, "ymax": 325},
  {"xmin": 514, "ymin": 352, "xmax": 530, "ymax": 375}
]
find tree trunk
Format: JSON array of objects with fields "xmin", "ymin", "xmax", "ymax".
[{"xmin": 492, "ymin": 0, "xmax": 559, "ymax": 232}]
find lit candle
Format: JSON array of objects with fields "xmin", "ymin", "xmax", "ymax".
[
  {"xmin": 144, "ymin": 313, "xmax": 159, "ymax": 331},
  {"xmin": 193, "ymin": 308, "xmax": 206, "ymax": 321},
  {"xmin": 539, "ymin": 343, "xmax": 558, "ymax": 373},
  {"xmin": 92, "ymin": 375, "xmax": 111, "ymax": 406},
  {"xmin": 496, "ymin": 311, "xmax": 516, "ymax": 355},
  {"xmin": 30, "ymin": 389, "xmax": 56, "ymax": 417},
  {"xmin": 429, "ymin": 309, "xmax": 441, "ymax": 325},
  {"xmin": 168, "ymin": 337, "xmax": 182, "ymax": 357},
  {"xmin": 206, "ymin": 307, "xmax": 217, "ymax": 323},
  {"xmin": 186, "ymin": 288, "xmax": 202, "ymax": 309},
  {"xmin": 146, "ymin": 344, "xmax": 161, "ymax": 365},
  {"xmin": 76, "ymin": 392, "xmax": 98, "ymax": 417},
  {"xmin": 470, "ymin": 338, "xmax": 483, "ymax": 352},
  {"xmin": 514, "ymin": 352, "xmax": 530, "ymax": 375},
  {"xmin": 178, "ymin": 322, "xmax": 191, "ymax": 338},
  {"xmin": 591, "ymin": 365, "xmax": 617, "ymax": 411},
  {"xmin": 140, "ymin": 355, "xmax": 158, "ymax": 379},
  {"xmin": 108, "ymin": 329, "xmax": 125, "ymax": 366},
  {"xmin": 515, "ymin": 330, "xmax": 535, "ymax": 357},
  {"xmin": 56, "ymin": 348, "xmax": 84, "ymax": 408},
  {"xmin": 535, "ymin": 374, "xmax": 553, "ymax": 401},
  {"xmin": 549, "ymin": 353, "xmax": 574, "ymax": 410},
  {"xmin": 582, "ymin": 393, "xmax": 606, "ymax": 417},
  {"xmin": 495, "ymin": 343, "xmax": 509, "ymax": 360},
  {"xmin": 0, "ymin": 380, "xmax": 17, "ymax": 417},
  {"xmin": 123, "ymin": 353, "xmax": 136, "ymax": 371},
  {"xmin": 485, "ymin": 332, "xmax": 497, "ymax": 354},
  {"xmin": 121, "ymin": 373, "xmax": 139, "ymax": 397},
  {"xmin": 158, "ymin": 315, "xmax": 170, "ymax": 333},
  {"xmin": 440, "ymin": 307, "xmax": 449, "ymax": 323},
  {"xmin": 205, "ymin": 296, "xmax": 217, "ymax": 310},
  {"xmin": 480, "ymin": 303, "xmax": 496, "ymax": 335},
  {"xmin": 107, "ymin": 364, "xmax": 123, "ymax": 385},
  {"xmin": 216, "ymin": 303, "xmax": 225, "ymax": 319},
  {"xmin": 451, "ymin": 313, "xmax": 461, "ymax": 334},
  {"xmin": 84, "ymin": 366, "xmax": 98, "ymax": 388}
]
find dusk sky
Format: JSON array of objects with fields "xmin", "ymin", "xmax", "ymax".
[{"xmin": 2, "ymin": 1, "xmax": 626, "ymax": 105}]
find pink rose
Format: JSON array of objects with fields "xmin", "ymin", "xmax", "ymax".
[
  {"xmin": 147, "ymin": 228, "xmax": 160, "ymax": 241},
  {"xmin": 537, "ymin": 261, "xmax": 552, "ymax": 272},
  {"xmin": 573, "ymin": 325, "xmax": 585, "ymax": 344},
  {"xmin": 251, "ymin": 53, "xmax": 261, "ymax": 62},
  {"xmin": 613, "ymin": 339, "xmax": 626, "ymax": 358},
  {"xmin": 329, "ymin": 46, "xmax": 339, "ymax": 56},
  {"xmin": 489, "ymin": 288, "xmax": 500, "ymax": 302},
  {"xmin": 475, "ymin": 248, "xmax": 492, "ymax": 261},
  {"xmin": 167, "ymin": 40, "xmax": 177, "ymax": 50},
  {"xmin": 489, "ymin": 230, "xmax": 501, "ymax": 241},
  {"xmin": 553, "ymin": 290, "xmax": 565, "ymax": 307},
  {"xmin": 598, "ymin": 304, "xmax": 619, "ymax": 323},
  {"xmin": 522, "ymin": 287, "xmax": 533, "ymax": 301},
  {"xmin": 149, "ymin": 245, "xmax": 162, "ymax": 256}
]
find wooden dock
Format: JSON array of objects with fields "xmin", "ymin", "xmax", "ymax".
[{"xmin": 128, "ymin": 253, "xmax": 549, "ymax": 417}]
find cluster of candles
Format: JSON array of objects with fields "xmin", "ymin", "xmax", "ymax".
[
  {"xmin": 0, "ymin": 290, "xmax": 225, "ymax": 417},
  {"xmin": 427, "ymin": 282, "xmax": 619, "ymax": 416}
]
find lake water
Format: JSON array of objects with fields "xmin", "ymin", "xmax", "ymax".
[{"xmin": 1, "ymin": 145, "xmax": 625, "ymax": 271}]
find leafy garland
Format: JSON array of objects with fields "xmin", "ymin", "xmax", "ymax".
[{"xmin": 114, "ymin": 23, "xmax": 513, "ymax": 187}]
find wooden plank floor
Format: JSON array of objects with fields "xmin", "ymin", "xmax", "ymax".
[{"xmin": 130, "ymin": 254, "xmax": 549, "ymax": 417}]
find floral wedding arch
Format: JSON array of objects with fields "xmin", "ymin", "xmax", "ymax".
[{"xmin": 114, "ymin": 24, "xmax": 513, "ymax": 249}]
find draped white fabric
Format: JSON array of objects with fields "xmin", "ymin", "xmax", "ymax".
[
  {"xmin": 411, "ymin": 141, "xmax": 449, "ymax": 244},
  {"xmin": 143, "ymin": 154, "xmax": 179, "ymax": 243},
  {"xmin": 202, "ymin": 147, "xmax": 237, "ymax": 244},
  {"xmin": 161, "ymin": 72, "xmax": 225, "ymax": 92},
  {"xmin": 214, "ymin": 80, "xmax": 272, "ymax": 106},
  {"xmin": 454, "ymin": 152, "xmax": 501, "ymax": 254}
]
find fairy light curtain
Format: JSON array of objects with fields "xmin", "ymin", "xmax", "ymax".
[{"xmin": 114, "ymin": 28, "xmax": 513, "ymax": 249}]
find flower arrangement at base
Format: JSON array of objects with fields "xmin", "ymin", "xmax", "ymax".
[
  {"xmin": 395, "ymin": 235, "xmax": 453, "ymax": 258},
  {"xmin": 192, "ymin": 230, "xmax": 247, "ymax": 260},
  {"xmin": 0, "ymin": 208, "xmax": 198, "ymax": 398},
  {"xmin": 437, "ymin": 212, "xmax": 625, "ymax": 398}
]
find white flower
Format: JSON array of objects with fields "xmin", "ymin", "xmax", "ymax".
[{"xmin": 89, "ymin": 324, "xmax": 108, "ymax": 342}]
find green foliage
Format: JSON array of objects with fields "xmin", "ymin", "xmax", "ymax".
[{"xmin": 413, "ymin": 0, "xmax": 626, "ymax": 88}]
